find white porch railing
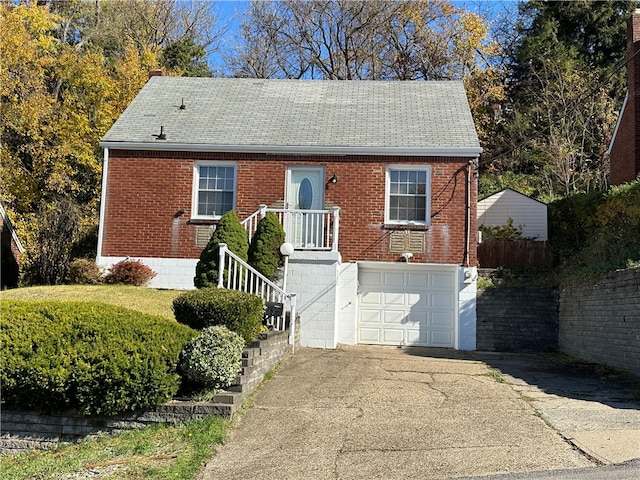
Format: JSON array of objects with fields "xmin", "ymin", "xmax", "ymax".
[
  {"xmin": 217, "ymin": 243, "xmax": 296, "ymax": 350},
  {"xmin": 242, "ymin": 205, "xmax": 340, "ymax": 252}
]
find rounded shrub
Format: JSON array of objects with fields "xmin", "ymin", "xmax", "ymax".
[
  {"xmin": 172, "ymin": 288, "xmax": 264, "ymax": 344},
  {"xmin": 68, "ymin": 258, "xmax": 104, "ymax": 285},
  {"xmin": 248, "ymin": 212, "xmax": 285, "ymax": 280},
  {"xmin": 0, "ymin": 300, "xmax": 198, "ymax": 415},
  {"xmin": 106, "ymin": 259, "xmax": 157, "ymax": 286},
  {"xmin": 194, "ymin": 210, "xmax": 249, "ymax": 289},
  {"xmin": 178, "ymin": 326, "xmax": 245, "ymax": 389}
]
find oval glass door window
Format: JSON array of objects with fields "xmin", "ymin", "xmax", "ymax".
[{"xmin": 298, "ymin": 178, "xmax": 313, "ymax": 209}]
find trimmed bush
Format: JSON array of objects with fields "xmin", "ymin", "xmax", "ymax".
[
  {"xmin": 0, "ymin": 300, "xmax": 197, "ymax": 415},
  {"xmin": 106, "ymin": 259, "xmax": 157, "ymax": 286},
  {"xmin": 172, "ymin": 288, "xmax": 264, "ymax": 344},
  {"xmin": 248, "ymin": 212, "xmax": 285, "ymax": 280},
  {"xmin": 194, "ymin": 211, "xmax": 249, "ymax": 289},
  {"xmin": 178, "ymin": 326, "xmax": 245, "ymax": 389},
  {"xmin": 68, "ymin": 258, "xmax": 104, "ymax": 284}
]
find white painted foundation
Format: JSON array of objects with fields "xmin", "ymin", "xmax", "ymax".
[
  {"xmin": 96, "ymin": 256, "xmax": 198, "ymax": 290},
  {"xmin": 284, "ymin": 251, "xmax": 341, "ymax": 349}
]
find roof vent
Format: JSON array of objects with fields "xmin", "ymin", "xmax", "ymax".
[
  {"xmin": 153, "ymin": 126, "xmax": 166, "ymax": 140},
  {"xmin": 180, "ymin": 98, "xmax": 186, "ymax": 110}
]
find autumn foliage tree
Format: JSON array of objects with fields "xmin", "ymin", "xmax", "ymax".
[{"xmin": 0, "ymin": 2, "xmax": 216, "ymax": 285}]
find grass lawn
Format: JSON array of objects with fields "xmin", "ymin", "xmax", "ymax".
[
  {"xmin": 0, "ymin": 284, "xmax": 235, "ymax": 479},
  {"xmin": 0, "ymin": 284, "xmax": 184, "ymax": 320},
  {"xmin": 0, "ymin": 415, "xmax": 230, "ymax": 480}
]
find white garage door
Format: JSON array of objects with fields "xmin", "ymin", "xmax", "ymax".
[{"xmin": 358, "ymin": 265, "xmax": 457, "ymax": 347}]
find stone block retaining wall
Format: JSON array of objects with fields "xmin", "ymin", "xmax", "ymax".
[
  {"xmin": 476, "ymin": 288, "xmax": 558, "ymax": 352},
  {"xmin": 1, "ymin": 328, "xmax": 293, "ymax": 455},
  {"xmin": 559, "ymin": 268, "xmax": 640, "ymax": 376}
]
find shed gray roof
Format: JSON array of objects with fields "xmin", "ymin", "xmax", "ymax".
[{"xmin": 101, "ymin": 77, "xmax": 481, "ymax": 156}]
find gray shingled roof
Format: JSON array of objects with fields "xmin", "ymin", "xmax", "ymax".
[{"xmin": 101, "ymin": 77, "xmax": 481, "ymax": 155}]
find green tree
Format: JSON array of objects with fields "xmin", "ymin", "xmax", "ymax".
[
  {"xmin": 160, "ymin": 36, "xmax": 211, "ymax": 77},
  {"xmin": 248, "ymin": 212, "xmax": 285, "ymax": 280},
  {"xmin": 511, "ymin": 0, "xmax": 634, "ymax": 89},
  {"xmin": 480, "ymin": 0, "xmax": 635, "ymax": 199},
  {"xmin": 194, "ymin": 211, "xmax": 249, "ymax": 289}
]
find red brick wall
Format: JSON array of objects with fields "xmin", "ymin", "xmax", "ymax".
[
  {"xmin": 101, "ymin": 150, "xmax": 477, "ymax": 265},
  {"xmin": 610, "ymin": 13, "xmax": 640, "ymax": 186}
]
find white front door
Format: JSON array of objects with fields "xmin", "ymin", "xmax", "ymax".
[
  {"xmin": 358, "ymin": 264, "xmax": 457, "ymax": 347},
  {"xmin": 286, "ymin": 167, "xmax": 325, "ymax": 248}
]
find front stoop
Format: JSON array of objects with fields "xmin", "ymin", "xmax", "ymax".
[{"xmin": 0, "ymin": 329, "xmax": 293, "ymax": 455}]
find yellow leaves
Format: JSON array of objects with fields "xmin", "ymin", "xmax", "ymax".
[
  {"xmin": 0, "ymin": 5, "xmax": 58, "ymax": 100},
  {"xmin": 1, "ymin": 3, "xmax": 153, "ymax": 216},
  {"xmin": 112, "ymin": 46, "xmax": 159, "ymax": 112}
]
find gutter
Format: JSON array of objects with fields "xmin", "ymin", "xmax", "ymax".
[{"xmin": 99, "ymin": 142, "xmax": 483, "ymax": 158}]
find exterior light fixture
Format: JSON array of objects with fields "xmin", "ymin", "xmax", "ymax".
[{"xmin": 280, "ymin": 242, "xmax": 294, "ymax": 292}]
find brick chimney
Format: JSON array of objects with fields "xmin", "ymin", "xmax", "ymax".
[
  {"xmin": 609, "ymin": 10, "xmax": 640, "ymax": 185},
  {"xmin": 148, "ymin": 69, "xmax": 166, "ymax": 80}
]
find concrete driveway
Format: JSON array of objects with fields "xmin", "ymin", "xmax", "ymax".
[{"xmin": 198, "ymin": 345, "xmax": 640, "ymax": 479}]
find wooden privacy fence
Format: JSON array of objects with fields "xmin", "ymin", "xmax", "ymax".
[{"xmin": 478, "ymin": 240, "xmax": 553, "ymax": 268}]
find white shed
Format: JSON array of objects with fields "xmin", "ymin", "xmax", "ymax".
[{"xmin": 477, "ymin": 188, "xmax": 548, "ymax": 241}]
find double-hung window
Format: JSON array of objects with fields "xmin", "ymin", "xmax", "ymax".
[
  {"xmin": 386, "ymin": 166, "xmax": 431, "ymax": 225},
  {"xmin": 193, "ymin": 162, "xmax": 237, "ymax": 219}
]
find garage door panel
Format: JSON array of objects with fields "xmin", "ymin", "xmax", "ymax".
[
  {"xmin": 407, "ymin": 310, "xmax": 427, "ymax": 324},
  {"xmin": 431, "ymin": 311, "xmax": 454, "ymax": 327},
  {"xmin": 360, "ymin": 271, "xmax": 383, "ymax": 286},
  {"xmin": 406, "ymin": 292, "xmax": 427, "ymax": 308},
  {"xmin": 360, "ymin": 309, "xmax": 382, "ymax": 325},
  {"xmin": 382, "ymin": 328, "xmax": 404, "ymax": 344},
  {"xmin": 431, "ymin": 273, "xmax": 454, "ymax": 289},
  {"xmin": 384, "ymin": 291, "xmax": 405, "ymax": 306},
  {"xmin": 360, "ymin": 291, "xmax": 382, "ymax": 306},
  {"xmin": 431, "ymin": 292, "xmax": 454, "ymax": 308},
  {"xmin": 384, "ymin": 272, "xmax": 405, "ymax": 287},
  {"xmin": 430, "ymin": 330, "xmax": 454, "ymax": 347},
  {"xmin": 383, "ymin": 310, "xmax": 407, "ymax": 325},
  {"xmin": 358, "ymin": 266, "xmax": 456, "ymax": 348},
  {"xmin": 359, "ymin": 328, "xmax": 381, "ymax": 343},
  {"xmin": 405, "ymin": 329, "xmax": 427, "ymax": 345},
  {"xmin": 408, "ymin": 273, "xmax": 429, "ymax": 287}
]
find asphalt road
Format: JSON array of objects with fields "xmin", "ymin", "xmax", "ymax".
[{"xmin": 456, "ymin": 459, "xmax": 640, "ymax": 480}]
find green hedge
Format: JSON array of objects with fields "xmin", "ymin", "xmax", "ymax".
[
  {"xmin": 0, "ymin": 300, "xmax": 198, "ymax": 416},
  {"xmin": 172, "ymin": 288, "xmax": 264, "ymax": 344}
]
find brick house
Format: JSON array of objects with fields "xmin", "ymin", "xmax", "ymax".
[
  {"xmin": 98, "ymin": 77, "xmax": 481, "ymax": 349},
  {"xmin": 608, "ymin": 9, "xmax": 640, "ymax": 185},
  {"xmin": 1, "ymin": 202, "xmax": 24, "ymax": 289}
]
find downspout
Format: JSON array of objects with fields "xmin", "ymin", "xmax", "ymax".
[
  {"xmin": 464, "ymin": 160, "xmax": 470, "ymax": 267},
  {"xmin": 464, "ymin": 157, "xmax": 478, "ymax": 267}
]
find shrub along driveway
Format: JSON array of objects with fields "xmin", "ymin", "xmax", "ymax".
[{"xmin": 198, "ymin": 346, "xmax": 593, "ymax": 480}]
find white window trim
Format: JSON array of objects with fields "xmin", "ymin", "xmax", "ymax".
[
  {"xmin": 191, "ymin": 160, "xmax": 238, "ymax": 220},
  {"xmin": 384, "ymin": 165, "xmax": 432, "ymax": 225}
]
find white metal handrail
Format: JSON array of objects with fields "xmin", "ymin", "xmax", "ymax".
[
  {"xmin": 242, "ymin": 205, "xmax": 340, "ymax": 252},
  {"xmin": 217, "ymin": 243, "xmax": 296, "ymax": 350}
]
